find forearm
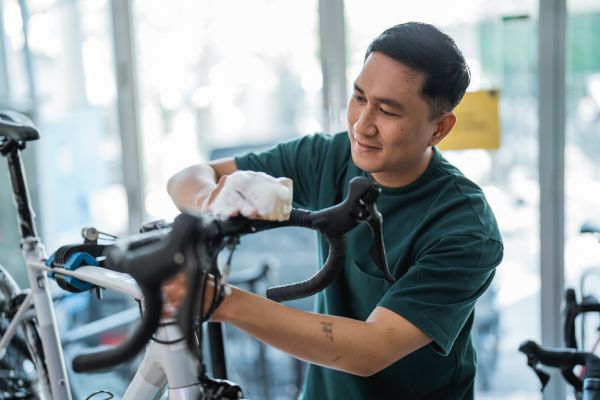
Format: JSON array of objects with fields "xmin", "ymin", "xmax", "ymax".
[
  {"xmin": 216, "ymin": 287, "xmax": 401, "ymax": 377},
  {"xmin": 166, "ymin": 164, "xmax": 217, "ymax": 211}
]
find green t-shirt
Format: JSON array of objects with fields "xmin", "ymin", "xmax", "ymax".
[{"xmin": 234, "ymin": 132, "xmax": 503, "ymax": 400}]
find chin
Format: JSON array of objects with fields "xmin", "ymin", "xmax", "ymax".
[{"xmin": 351, "ymin": 154, "xmax": 377, "ymax": 173}]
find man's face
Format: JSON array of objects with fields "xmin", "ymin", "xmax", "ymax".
[{"xmin": 347, "ymin": 51, "xmax": 443, "ymax": 188}]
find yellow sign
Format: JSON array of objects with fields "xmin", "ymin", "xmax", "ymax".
[{"xmin": 438, "ymin": 90, "xmax": 501, "ymax": 151}]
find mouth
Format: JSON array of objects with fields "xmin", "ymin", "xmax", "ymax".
[{"xmin": 355, "ymin": 140, "xmax": 382, "ymax": 151}]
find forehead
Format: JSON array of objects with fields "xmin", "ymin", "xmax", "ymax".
[{"xmin": 355, "ymin": 52, "xmax": 426, "ymax": 100}]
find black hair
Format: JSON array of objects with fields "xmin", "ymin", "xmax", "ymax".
[{"xmin": 365, "ymin": 22, "xmax": 471, "ymax": 118}]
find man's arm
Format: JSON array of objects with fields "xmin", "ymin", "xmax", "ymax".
[
  {"xmin": 215, "ymin": 286, "xmax": 432, "ymax": 377},
  {"xmin": 166, "ymin": 158, "xmax": 238, "ymax": 211}
]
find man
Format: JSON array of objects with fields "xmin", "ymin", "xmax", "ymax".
[{"xmin": 166, "ymin": 22, "xmax": 503, "ymax": 399}]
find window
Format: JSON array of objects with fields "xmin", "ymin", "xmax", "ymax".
[
  {"xmin": 345, "ymin": 1, "xmax": 541, "ymax": 397},
  {"xmin": 134, "ymin": 0, "xmax": 323, "ymax": 221}
]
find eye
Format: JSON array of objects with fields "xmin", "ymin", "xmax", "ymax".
[
  {"xmin": 380, "ymin": 108, "xmax": 397, "ymax": 117},
  {"xmin": 352, "ymin": 94, "xmax": 366, "ymax": 103}
]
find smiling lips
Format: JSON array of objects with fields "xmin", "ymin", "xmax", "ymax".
[{"xmin": 356, "ymin": 140, "xmax": 382, "ymax": 151}]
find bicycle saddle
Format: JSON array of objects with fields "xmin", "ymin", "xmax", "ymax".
[{"xmin": 0, "ymin": 110, "xmax": 40, "ymax": 142}]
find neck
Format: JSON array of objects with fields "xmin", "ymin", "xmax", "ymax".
[{"xmin": 371, "ymin": 147, "xmax": 434, "ymax": 189}]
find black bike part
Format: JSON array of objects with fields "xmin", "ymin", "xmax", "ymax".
[
  {"xmin": 266, "ymin": 235, "xmax": 345, "ymax": 302},
  {"xmin": 0, "ymin": 110, "xmax": 39, "ymax": 142},
  {"xmin": 563, "ymin": 289, "xmax": 600, "ymax": 349},
  {"xmin": 4, "ymin": 146, "xmax": 37, "ymax": 239},
  {"xmin": 103, "ymin": 214, "xmax": 192, "ymax": 283},
  {"xmin": 562, "ymin": 287, "xmax": 600, "ymax": 390},
  {"xmin": 71, "ymin": 282, "xmax": 162, "ymax": 373},
  {"xmin": 178, "ymin": 236, "xmax": 226, "ymax": 358},
  {"xmin": 519, "ymin": 340, "xmax": 587, "ymax": 370},
  {"xmin": 200, "ymin": 376, "xmax": 244, "ymax": 400},
  {"xmin": 519, "ymin": 340, "xmax": 593, "ymax": 392},
  {"xmin": 299, "ymin": 176, "xmax": 391, "ymax": 281},
  {"xmin": 179, "ymin": 243, "xmax": 208, "ymax": 358},
  {"xmin": 104, "ymin": 227, "xmax": 174, "ymax": 271},
  {"xmin": 71, "ymin": 215, "xmax": 196, "ymax": 372},
  {"xmin": 363, "ymin": 201, "xmax": 394, "ymax": 282},
  {"xmin": 265, "ymin": 176, "xmax": 392, "ymax": 301},
  {"xmin": 207, "ymin": 322, "xmax": 228, "ymax": 379},
  {"xmin": 565, "ymin": 288, "xmax": 579, "ymax": 349},
  {"xmin": 299, "ymin": 177, "xmax": 379, "ymax": 236}
]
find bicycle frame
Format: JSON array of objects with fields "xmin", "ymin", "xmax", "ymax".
[
  {"xmin": 1, "ymin": 143, "xmax": 71, "ymax": 399},
  {"xmin": 0, "ymin": 143, "xmax": 206, "ymax": 399}
]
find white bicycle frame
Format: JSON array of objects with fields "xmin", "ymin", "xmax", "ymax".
[
  {"xmin": 0, "ymin": 113, "xmax": 211, "ymax": 400},
  {"xmin": 0, "ymin": 235, "xmax": 204, "ymax": 400}
]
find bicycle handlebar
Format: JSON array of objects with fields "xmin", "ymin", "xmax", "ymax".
[
  {"xmin": 71, "ymin": 176, "xmax": 392, "ymax": 372},
  {"xmin": 519, "ymin": 340, "xmax": 600, "ymax": 392},
  {"xmin": 519, "ymin": 340, "xmax": 588, "ymax": 369}
]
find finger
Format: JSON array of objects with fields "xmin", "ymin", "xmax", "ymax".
[
  {"xmin": 202, "ymin": 176, "xmax": 227, "ymax": 212},
  {"xmin": 163, "ymin": 272, "xmax": 187, "ymax": 306}
]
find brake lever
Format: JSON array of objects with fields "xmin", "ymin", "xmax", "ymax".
[
  {"xmin": 353, "ymin": 187, "xmax": 394, "ymax": 283},
  {"xmin": 519, "ymin": 340, "xmax": 551, "ymax": 392},
  {"xmin": 529, "ymin": 361, "xmax": 550, "ymax": 392}
]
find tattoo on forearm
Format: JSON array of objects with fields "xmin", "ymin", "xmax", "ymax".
[{"xmin": 320, "ymin": 321, "xmax": 334, "ymax": 343}]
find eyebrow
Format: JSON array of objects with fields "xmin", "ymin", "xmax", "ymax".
[{"xmin": 353, "ymin": 82, "xmax": 406, "ymax": 112}]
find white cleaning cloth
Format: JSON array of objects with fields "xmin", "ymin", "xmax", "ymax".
[{"xmin": 207, "ymin": 171, "xmax": 293, "ymax": 221}]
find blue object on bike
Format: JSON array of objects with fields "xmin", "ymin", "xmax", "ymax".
[{"xmin": 46, "ymin": 252, "xmax": 98, "ymax": 291}]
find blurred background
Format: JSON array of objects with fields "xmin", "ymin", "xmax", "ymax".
[{"xmin": 1, "ymin": 0, "xmax": 600, "ymax": 399}]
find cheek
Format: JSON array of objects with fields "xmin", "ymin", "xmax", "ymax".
[
  {"xmin": 379, "ymin": 124, "xmax": 407, "ymax": 148},
  {"xmin": 347, "ymin": 105, "xmax": 358, "ymax": 126}
]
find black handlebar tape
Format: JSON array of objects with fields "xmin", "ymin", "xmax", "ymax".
[
  {"xmin": 519, "ymin": 340, "xmax": 587, "ymax": 368},
  {"xmin": 71, "ymin": 282, "xmax": 161, "ymax": 372},
  {"xmin": 265, "ymin": 178, "xmax": 378, "ymax": 302},
  {"xmin": 564, "ymin": 288, "xmax": 579, "ymax": 349},
  {"xmin": 179, "ymin": 245, "xmax": 209, "ymax": 354},
  {"xmin": 581, "ymin": 304, "xmax": 600, "ymax": 313},
  {"xmin": 266, "ymin": 235, "xmax": 345, "ymax": 302}
]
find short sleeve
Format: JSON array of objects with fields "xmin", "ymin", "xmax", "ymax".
[
  {"xmin": 234, "ymin": 134, "xmax": 331, "ymax": 208},
  {"xmin": 378, "ymin": 235, "xmax": 503, "ymax": 355}
]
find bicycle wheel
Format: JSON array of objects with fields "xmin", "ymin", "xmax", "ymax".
[{"xmin": 0, "ymin": 263, "xmax": 48, "ymax": 399}]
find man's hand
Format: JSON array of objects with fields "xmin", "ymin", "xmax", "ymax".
[
  {"xmin": 202, "ymin": 171, "xmax": 293, "ymax": 221},
  {"xmin": 162, "ymin": 272, "xmax": 227, "ymax": 320}
]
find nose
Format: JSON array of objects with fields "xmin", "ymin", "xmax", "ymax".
[{"xmin": 352, "ymin": 106, "xmax": 377, "ymax": 137}]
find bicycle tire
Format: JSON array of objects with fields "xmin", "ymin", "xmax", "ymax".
[{"xmin": 0, "ymin": 263, "xmax": 50, "ymax": 399}]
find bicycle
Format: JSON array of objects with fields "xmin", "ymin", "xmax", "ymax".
[
  {"xmin": 0, "ymin": 109, "xmax": 392, "ymax": 399},
  {"xmin": 520, "ymin": 267, "xmax": 600, "ymax": 398}
]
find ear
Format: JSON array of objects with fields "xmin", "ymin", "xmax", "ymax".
[{"xmin": 429, "ymin": 112, "xmax": 456, "ymax": 146}]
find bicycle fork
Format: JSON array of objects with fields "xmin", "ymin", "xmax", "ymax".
[{"xmin": 123, "ymin": 322, "xmax": 203, "ymax": 400}]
